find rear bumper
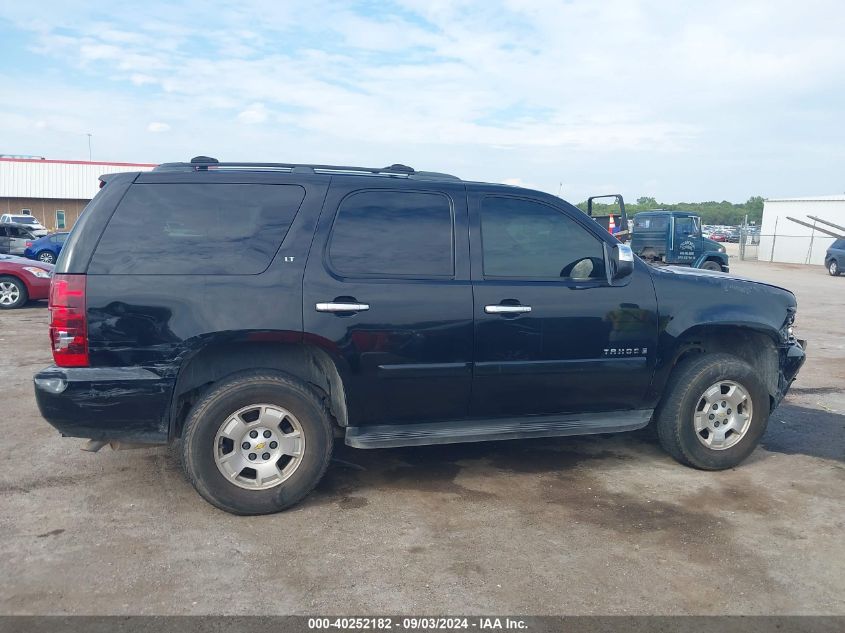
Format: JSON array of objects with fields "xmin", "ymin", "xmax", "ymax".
[
  {"xmin": 774, "ymin": 339, "xmax": 806, "ymax": 407},
  {"xmin": 33, "ymin": 365, "xmax": 172, "ymax": 442}
]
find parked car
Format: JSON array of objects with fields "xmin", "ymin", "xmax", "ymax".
[
  {"xmin": 24, "ymin": 232, "xmax": 69, "ymax": 264},
  {"xmin": 33, "ymin": 157, "xmax": 806, "ymax": 515},
  {"xmin": 0, "ymin": 254, "xmax": 52, "ymax": 309},
  {"xmin": 825, "ymin": 238, "xmax": 845, "ymax": 276},
  {"xmin": 0, "ymin": 223, "xmax": 48, "ymax": 255},
  {"xmin": 708, "ymin": 232, "xmax": 728, "ymax": 242},
  {"xmin": 725, "ymin": 229, "xmax": 740, "ymax": 243},
  {"xmin": 1, "ymin": 213, "xmax": 46, "ymax": 231}
]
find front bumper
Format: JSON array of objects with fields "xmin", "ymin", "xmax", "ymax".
[
  {"xmin": 33, "ymin": 365, "xmax": 173, "ymax": 442},
  {"xmin": 774, "ymin": 339, "xmax": 806, "ymax": 407}
]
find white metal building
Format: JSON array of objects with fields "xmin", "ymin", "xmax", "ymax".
[
  {"xmin": 758, "ymin": 195, "xmax": 845, "ymax": 266},
  {"xmin": 0, "ymin": 157, "xmax": 156, "ymax": 230}
]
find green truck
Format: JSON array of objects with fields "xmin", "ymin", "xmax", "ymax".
[{"xmin": 630, "ymin": 210, "xmax": 729, "ymax": 272}]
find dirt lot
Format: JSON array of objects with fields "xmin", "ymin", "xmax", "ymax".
[{"xmin": 1, "ymin": 256, "xmax": 843, "ymax": 616}]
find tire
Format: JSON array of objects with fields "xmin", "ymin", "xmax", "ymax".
[
  {"xmin": 828, "ymin": 259, "xmax": 840, "ymax": 276},
  {"xmin": 655, "ymin": 353, "xmax": 770, "ymax": 470},
  {"xmin": 181, "ymin": 370, "xmax": 334, "ymax": 515},
  {"xmin": 700, "ymin": 260, "xmax": 721, "ymax": 272},
  {"xmin": 0, "ymin": 275, "xmax": 28, "ymax": 309},
  {"xmin": 36, "ymin": 250, "xmax": 55, "ymax": 264}
]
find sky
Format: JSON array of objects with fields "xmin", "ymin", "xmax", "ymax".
[{"xmin": 1, "ymin": 0, "xmax": 843, "ymax": 203}]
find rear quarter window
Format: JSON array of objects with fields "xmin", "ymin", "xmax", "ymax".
[{"xmin": 89, "ymin": 183, "xmax": 305, "ymax": 275}]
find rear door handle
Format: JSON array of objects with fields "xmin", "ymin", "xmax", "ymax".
[
  {"xmin": 485, "ymin": 304, "xmax": 532, "ymax": 314},
  {"xmin": 316, "ymin": 302, "xmax": 370, "ymax": 313}
]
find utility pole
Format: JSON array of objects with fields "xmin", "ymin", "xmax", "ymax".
[
  {"xmin": 86, "ymin": 133, "xmax": 92, "ymax": 161},
  {"xmin": 557, "ymin": 182, "xmax": 563, "ymax": 198}
]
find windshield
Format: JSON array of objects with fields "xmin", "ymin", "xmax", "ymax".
[{"xmin": 11, "ymin": 216, "xmax": 37, "ymax": 224}]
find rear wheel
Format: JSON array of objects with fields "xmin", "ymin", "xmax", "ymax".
[
  {"xmin": 181, "ymin": 370, "xmax": 334, "ymax": 514},
  {"xmin": 36, "ymin": 250, "xmax": 55, "ymax": 264},
  {"xmin": 656, "ymin": 353, "xmax": 769, "ymax": 470},
  {"xmin": 829, "ymin": 259, "xmax": 840, "ymax": 276},
  {"xmin": 0, "ymin": 276, "xmax": 27, "ymax": 309},
  {"xmin": 700, "ymin": 260, "xmax": 722, "ymax": 272}
]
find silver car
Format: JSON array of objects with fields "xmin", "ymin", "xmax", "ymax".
[{"xmin": 0, "ymin": 223, "xmax": 48, "ymax": 255}]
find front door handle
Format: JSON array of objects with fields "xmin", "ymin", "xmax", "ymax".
[
  {"xmin": 485, "ymin": 304, "xmax": 532, "ymax": 314},
  {"xmin": 316, "ymin": 302, "xmax": 370, "ymax": 313}
]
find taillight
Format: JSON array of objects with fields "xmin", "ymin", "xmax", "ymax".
[
  {"xmin": 49, "ymin": 274, "xmax": 88, "ymax": 367},
  {"xmin": 25, "ymin": 241, "xmax": 33, "ymax": 248}
]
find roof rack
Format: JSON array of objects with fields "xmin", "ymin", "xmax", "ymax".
[{"xmin": 152, "ymin": 156, "xmax": 461, "ymax": 181}]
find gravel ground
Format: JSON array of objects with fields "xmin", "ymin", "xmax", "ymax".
[{"xmin": 0, "ymin": 255, "xmax": 842, "ymax": 615}]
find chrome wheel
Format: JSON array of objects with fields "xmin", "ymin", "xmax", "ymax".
[
  {"xmin": 693, "ymin": 380, "xmax": 753, "ymax": 450},
  {"xmin": 830, "ymin": 261, "xmax": 839, "ymax": 276},
  {"xmin": 38, "ymin": 251, "xmax": 55, "ymax": 264},
  {"xmin": 0, "ymin": 281, "xmax": 21, "ymax": 306},
  {"xmin": 214, "ymin": 403, "xmax": 305, "ymax": 490}
]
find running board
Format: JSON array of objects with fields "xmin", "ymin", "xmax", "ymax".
[{"xmin": 345, "ymin": 409, "xmax": 653, "ymax": 449}]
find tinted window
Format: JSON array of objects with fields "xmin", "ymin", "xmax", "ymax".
[
  {"xmin": 90, "ymin": 184, "xmax": 305, "ymax": 275},
  {"xmin": 328, "ymin": 190, "xmax": 453, "ymax": 277},
  {"xmin": 481, "ymin": 196, "xmax": 605, "ymax": 280},
  {"xmin": 51, "ymin": 234, "xmax": 69, "ymax": 244},
  {"xmin": 834, "ymin": 239, "xmax": 845, "ymax": 250}
]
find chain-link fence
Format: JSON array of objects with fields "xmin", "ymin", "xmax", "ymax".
[{"xmin": 738, "ymin": 227, "xmax": 837, "ymax": 265}]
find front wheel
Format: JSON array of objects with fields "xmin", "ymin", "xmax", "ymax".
[
  {"xmin": 829, "ymin": 260, "xmax": 840, "ymax": 276},
  {"xmin": 700, "ymin": 260, "xmax": 722, "ymax": 272},
  {"xmin": 656, "ymin": 353, "xmax": 769, "ymax": 470},
  {"xmin": 181, "ymin": 370, "xmax": 334, "ymax": 514},
  {"xmin": 0, "ymin": 276, "xmax": 28, "ymax": 309}
]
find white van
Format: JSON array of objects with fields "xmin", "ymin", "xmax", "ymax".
[{"xmin": 0, "ymin": 214, "xmax": 46, "ymax": 231}]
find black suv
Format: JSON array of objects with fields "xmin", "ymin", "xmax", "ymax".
[
  {"xmin": 34, "ymin": 158, "xmax": 806, "ymax": 515},
  {"xmin": 825, "ymin": 238, "xmax": 845, "ymax": 276}
]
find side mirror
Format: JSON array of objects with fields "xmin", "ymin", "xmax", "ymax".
[{"xmin": 611, "ymin": 243, "xmax": 634, "ymax": 281}]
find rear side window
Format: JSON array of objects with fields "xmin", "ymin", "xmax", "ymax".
[
  {"xmin": 328, "ymin": 189, "xmax": 454, "ymax": 277},
  {"xmin": 834, "ymin": 238, "xmax": 845, "ymax": 250},
  {"xmin": 90, "ymin": 184, "xmax": 305, "ymax": 274},
  {"xmin": 633, "ymin": 215, "xmax": 668, "ymax": 231}
]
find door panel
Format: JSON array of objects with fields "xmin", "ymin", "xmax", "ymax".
[
  {"xmin": 671, "ymin": 215, "xmax": 701, "ymax": 264},
  {"xmin": 469, "ymin": 193, "xmax": 658, "ymax": 417},
  {"xmin": 303, "ymin": 179, "xmax": 472, "ymax": 426}
]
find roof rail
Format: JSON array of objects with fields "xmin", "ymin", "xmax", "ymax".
[{"xmin": 153, "ymin": 157, "xmax": 461, "ymax": 181}]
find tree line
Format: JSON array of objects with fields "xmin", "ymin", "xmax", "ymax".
[{"xmin": 575, "ymin": 196, "xmax": 764, "ymax": 226}]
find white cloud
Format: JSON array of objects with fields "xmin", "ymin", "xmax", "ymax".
[
  {"xmin": 237, "ymin": 103, "xmax": 268, "ymax": 125},
  {"xmin": 0, "ymin": 0, "xmax": 843, "ymax": 201},
  {"xmin": 147, "ymin": 122, "xmax": 170, "ymax": 133}
]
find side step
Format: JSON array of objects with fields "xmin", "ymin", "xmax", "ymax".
[{"xmin": 345, "ymin": 409, "xmax": 653, "ymax": 449}]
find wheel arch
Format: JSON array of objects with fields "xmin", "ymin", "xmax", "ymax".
[
  {"xmin": 0, "ymin": 272, "xmax": 31, "ymax": 296},
  {"xmin": 653, "ymin": 324, "xmax": 780, "ymax": 407},
  {"xmin": 169, "ymin": 340, "xmax": 349, "ymax": 439}
]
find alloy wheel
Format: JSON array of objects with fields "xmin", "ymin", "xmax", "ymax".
[
  {"xmin": 0, "ymin": 281, "xmax": 21, "ymax": 306},
  {"xmin": 213, "ymin": 403, "xmax": 305, "ymax": 490},
  {"xmin": 693, "ymin": 380, "xmax": 753, "ymax": 450}
]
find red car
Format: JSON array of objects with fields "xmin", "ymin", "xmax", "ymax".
[
  {"xmin": 709, "ymin": 232, "xmax": 728, "ymax": 242},
  {"xmin": 0, "ymin": 254, "xmax": 53, "ymax": 309}
]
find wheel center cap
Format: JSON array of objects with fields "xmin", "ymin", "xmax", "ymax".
[{"xmin": 254, "ymin": 441, "xmax": 266, "ymax": 450}]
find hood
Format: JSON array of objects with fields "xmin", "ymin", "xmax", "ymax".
[
  {"xmin": 0, "ymin": 253, "xmax": 54, "ymax": 271},
  {"xmin": 654, "ymin": 265, "xmax": 795, "ymax": 296},
  {"xmin": 702, "ymin": 237, "xmax": 725, "ymax": 251}
]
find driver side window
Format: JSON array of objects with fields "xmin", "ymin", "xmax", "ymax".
[{"xmin": 480, "ymin": 196, "xmax": 605, "ymax": 280}]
